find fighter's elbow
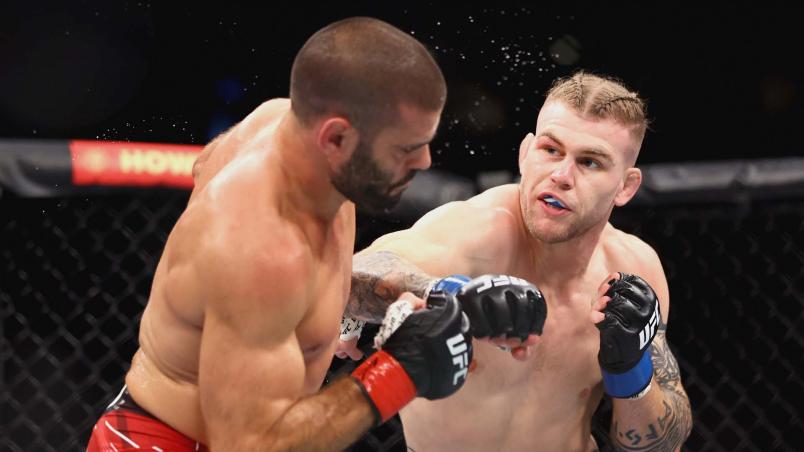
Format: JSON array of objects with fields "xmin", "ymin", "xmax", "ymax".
[{"xmin": 679, "ymin": 401, "xmax": 693, "ymax": 443}]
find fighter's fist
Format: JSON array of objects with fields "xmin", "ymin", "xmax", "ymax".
[
  {"xmin": 452, "ymin": 274, "xmax": 547, "ymax": 341},
  {"xmin": 351, "ymin": 292, "xmax": 472, "ymax": 424},
  {"xmin": 383, "ymin": 291, "xmax": 472, "ymax": 399},
  {"xmin": 594, "ymin": 272, "xmax": 660, "ymax": 398}
]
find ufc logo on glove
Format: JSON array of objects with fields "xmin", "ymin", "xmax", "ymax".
[
  {"xmin": 639, "ymin": 302, "xmax": 660, "ymax": 350},
  {"xmin": 446, "ymin": 334, "xmax": 469, "ymax": 385},
  {"xmin": 475, "ymin": 275, "xmax": 533, "ymax": 293}
]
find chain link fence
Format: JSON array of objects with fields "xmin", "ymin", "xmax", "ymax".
[{"xmin": 3, "ymin": 192, "xmax": 802, "ymax": 451}]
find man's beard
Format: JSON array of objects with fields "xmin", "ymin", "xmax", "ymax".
[
  {"xmin": 525, "ymin": 218, "xmax": 591, "ymax": 244},
  {"xmin": 520, "ymin": 188, "xmax": 606, "ymax": 244},
  {"xmin": 331, "ymin": 140, "xmax": 417, "ymax": 214}
]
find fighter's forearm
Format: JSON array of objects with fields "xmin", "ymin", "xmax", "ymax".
[
  {"xmin": 347, "ymin": 251, "xmax": 435, "ymax": 323},
  {"xmin": 223, "ymin": 377, "xmax": 375, "ymax": 452},
  {"xmin": 609, "ymin": 328, "xmax": 693, "ymax": 451}
]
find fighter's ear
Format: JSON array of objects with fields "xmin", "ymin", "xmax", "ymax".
[
  {"xmin": 518, "ymin": 133, "xmax": 535, "ymax": 170},
  {"xmin": 615, "ymin": 167, "xmax": 642, "ymax": 206},
  {"xmin": 317, "ymin": 116, "xmax": 360, "ymax": 164}
]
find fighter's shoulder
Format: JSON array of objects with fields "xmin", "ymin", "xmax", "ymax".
[
  {"xmin": 415, "ymin": 184, "xmax": 520, "ymax": 233},
  {"xmin": 242, "ymin": 98, "xmax": 290, "ymax": 128},
  {"xmin": 230, "ymin": 98, "xmax": 290, "ymax": 140},
  {"xmin": 466, "ymin": 184, "xmax": 520, "ymax": 210},
  {"xmin": 602, "ymin": 224, "xmax": 662, "ymax": 273},
  {"xmin": 603, "ymin": 225, "xmax": 671, "ymax": 318},
  {"xmin": 182, "ymin": 203, "xmax": 311, "ymax": 297},
  {"xmin": 249, "ymin": 98, "xmax": 291, "ymax": 119}
]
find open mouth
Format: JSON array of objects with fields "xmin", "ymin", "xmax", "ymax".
[{"xmin": 538, "ymin": 194, "xmax": 569, "ymax": 212}]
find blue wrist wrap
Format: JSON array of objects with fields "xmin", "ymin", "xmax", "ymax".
[
  {"xmin": 601, "ymin": 351, "xmax": 653, "ymax": 398},
  {"xmin": 431, "ymin": 275, "xmax": 471, "ymax": 295}
]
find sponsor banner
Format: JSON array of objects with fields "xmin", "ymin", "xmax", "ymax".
[{"xmin": 70, "ymin": 140, "xmax": 203, "ymax": 189}]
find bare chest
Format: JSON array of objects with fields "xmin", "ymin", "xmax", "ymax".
[
  {"xmin": 402, "ymin": 284, "xmax": 605, "ymax": 451},
  {"xmin": 525, "ymin": 294, "xmax": 602, "ymax": 391},
  {"xmin": 473, "ymin": 290, "xmax": 602, "ymax": 398}
]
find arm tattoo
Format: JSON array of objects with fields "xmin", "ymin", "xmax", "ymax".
[
  {"xmin": 612, "ymin": 323, "xmax": 693, "ymax": 451},
  {"xmin": 347, "ymin": 251, "xmax": 435, "ymax": 323}
]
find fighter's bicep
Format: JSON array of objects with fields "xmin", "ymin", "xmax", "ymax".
[
  {"xmin": 364, "ymin": 228, "xmax": 472, "ymax": 276},
  {"xmin": 197, "ymin": 271, "xmax": 308, "ymax": 446},
  {"xmin": 371, "ymin": 202, "xmax": 503, "ymax": 274},
  {"xmin": 199, "ymin": 306, "xmax": 305, "ymax": 443}
]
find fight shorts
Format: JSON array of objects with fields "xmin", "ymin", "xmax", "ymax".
[{"xmin": 86, "ymin": 385, "xmax": 208, "ymax": 452}]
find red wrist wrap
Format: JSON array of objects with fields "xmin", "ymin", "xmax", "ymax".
[{"xmin": 351, "ymin": 350, "xmax": 417, "ymax": 424}]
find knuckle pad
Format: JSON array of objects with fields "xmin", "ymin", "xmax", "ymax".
[{"xmin": 482, "ymin": 295, "xmax": 499, "ymax": 334}]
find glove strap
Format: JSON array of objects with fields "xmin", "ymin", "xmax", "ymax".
[
  {"xmin": 429, "ymin": 274, "xmax": 471, "ymax": 296},
  {"xmin": 340, "ymin": 315, "xmax": 365, "ymax": 341},
  {"xmin": 601, "ymin": 352, "xmax": 654, "ymax": 398},
  {"xmin": 351, "ymin": 350, "xmax": 417, "ymax": 425}
]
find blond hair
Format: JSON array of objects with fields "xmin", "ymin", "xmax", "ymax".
[{"xmin": 545, "ymin": 71, "xmax": 648, "ymax": 141}]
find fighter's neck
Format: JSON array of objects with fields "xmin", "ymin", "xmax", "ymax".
[
  {"xmin": 526, "ymin": 221, "xmax": 608, "ymax": 287},
  {"xmin": 272, "ymin": 113, "xmax": 349, "ymax": 222}
]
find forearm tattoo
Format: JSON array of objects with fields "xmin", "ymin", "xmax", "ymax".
[
  {"xmin": 612, "ymin": 323, "xmax": 693, "ymax": 451},
  {"xmin": 347, "ymin": 251, "xmax": 434, "ymax": 323}
]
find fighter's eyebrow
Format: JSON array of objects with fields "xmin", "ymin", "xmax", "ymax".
[
  {"xmin": 537, "ymin": 131, "xmax": 563, "ymax": 146},
  {"xmin": 403, "ymin": 140, "xmax": 430, "ymax": 150},
  {"xmin": 579, "ymin": 148, "xmax": 614, "ymax": 165},
  {"xmin": 537, "ymin": 131, "xmax": 614, "ymax": 165},
  {"xmin": 402, "ymin": 132, "xmax": 437, "ymax": 151}
]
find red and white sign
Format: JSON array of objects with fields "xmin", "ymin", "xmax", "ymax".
[{"xmin": 70, "ymin": 140, "xmax": 203, "ymax": 189}]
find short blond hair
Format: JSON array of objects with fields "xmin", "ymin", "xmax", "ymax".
[{"xmin": 545, "ymin": 71, "xmax": 648, "ymax": 141}]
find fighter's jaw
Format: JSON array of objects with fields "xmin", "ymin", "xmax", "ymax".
[{"xmin": 524, "ymin": 205, "xmax": 569, "ymax": 234}]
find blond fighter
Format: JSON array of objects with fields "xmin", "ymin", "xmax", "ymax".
[{"xmin": 339, "ymin": 72, "xmax": 693, "ymax": 451}]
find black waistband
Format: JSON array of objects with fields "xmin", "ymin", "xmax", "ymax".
[{"xmin": 105, "ymin": 385, "xmax": 156, "ymax": 419}]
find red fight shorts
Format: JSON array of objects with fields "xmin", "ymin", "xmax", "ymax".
[{"xmin": 86, "ymin": 386, "xmax": 208, "ymax": 452}]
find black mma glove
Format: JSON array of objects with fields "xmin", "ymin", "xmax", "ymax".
[
  {"xmin": 596, "ymin": 272, "xmax": 661, "ymax": 398},
  {"xmin": 351, "ymin": 292, "xmax": 472, "ymax": 425},
  {"xmin": 430, "ymin": 274, "xmax": 547, "ymax": 340}
]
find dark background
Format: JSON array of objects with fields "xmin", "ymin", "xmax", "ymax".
[
  {"xmin": 2, "ymin": 3, "xmax": 803, "ymax": 451},
  {"xmin": 1, "ymin": 2, "xmax": 802, "ymax": 181}
]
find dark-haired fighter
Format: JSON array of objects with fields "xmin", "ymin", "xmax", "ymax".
[{"xmin": 85, "ymin": 17, "xmax": 532, "ymax": 452}]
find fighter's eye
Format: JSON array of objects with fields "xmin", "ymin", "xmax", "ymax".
[{"xmin": 579, "ymin": 158, "xmax": 601, "ymax": 169}]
